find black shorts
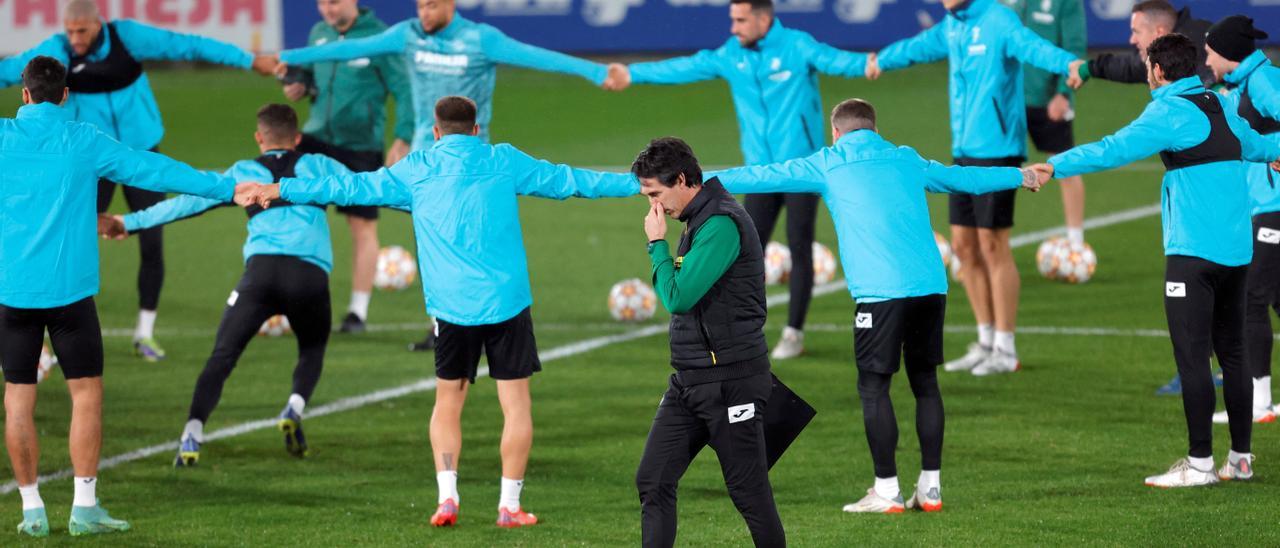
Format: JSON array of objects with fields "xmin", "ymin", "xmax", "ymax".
[
  {"xmin": 1025, "ymin": 106, "xmax": 1075, "ymax": 154},
  {"xmin": 853, "ymin": 294, "xmax": 946, "ymax": 374},
  {"xmin": 0, "ymin": 297, "xmax": 104, "ymax": 384},
  {"xmin": 298, "ymin": 134, "xmax": 382, "ymax": 220},
  {"xmin": 435, "ymin": 308, "xmax": 542, "ymax": 383},
  {"xmin": 949, "ymin": 157, "xmax": 1022, "ymax": 229}
]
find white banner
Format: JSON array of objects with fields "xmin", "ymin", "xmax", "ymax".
[{"xmin": 0, "ymin": 0, "xmax": 282, "ymax": 55}]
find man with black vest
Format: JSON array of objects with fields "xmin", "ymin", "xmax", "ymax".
[
  {"xmin": 100, "ymin": 105, "xmax": 353, "ymax": 467},
  {"xmin": 0, "ymin": 0, "xmax": 278, "ymax": 363},
  {"xmin": 635, "ymin": 138, "xmax": 784, "ymax": 547},
  {"xmin": 1071, "ymin": 1, "xmax": 1214, "ymax": 87},
  {"xmin": 1034, "ymin": 34, "xmax": 1280, "ymax": 487},
  {"xmin": 1204, "ymin": 16, "xmax": 1280, "ymax": 425}
]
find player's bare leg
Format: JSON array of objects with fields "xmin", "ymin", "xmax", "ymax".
[
  {"xmin": 495, "ymin": 378, "xmax": 537, "ymax": 527},
  {"xmin": 944, "ymin": 225, "xmax": 994, "ymax": 372},
  {"xmin": 1060, "ymin": 176, "xmax": 1085, "ymax": 243},
  {"xmin": 66, "ymin": 377, "xmax": 128, "ymax": 536},
  {"xmin": 340, "ymin": 216, "xmax": 378, "ymax": 333},
  {"xmin": 973, "ymin": 228, "xmax": 1021, "ymax": 376},
  {"xmin": 429, "ymin": 378, "xmax": 468, "ymax": 526}
]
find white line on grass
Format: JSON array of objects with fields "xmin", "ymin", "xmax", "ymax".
[{"xmin": 5, "ymin": 200, "xmax": 1164, "ymax": 494}]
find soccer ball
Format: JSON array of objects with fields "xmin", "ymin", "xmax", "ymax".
[
  {"xmin": 37, "ymin": 344, "xmax": 58, "ymax": 384},
  {"xmin": 258, "ymin": 315, "xmax": 292, "ymax": 337},
  {"xmin": 812, "ymin": 242, "xmax": 838, "ymax": 285},
  {"xmin": 1037, "ymin": 237, "xmax": 1097, "ymax": 284},
  {"xmin": 375, "ymin": 245, "xmax": 418, "ymax": 291},
  {"xmin": 608, "ymin": 278, "xmax": 657, "ymax": 322},
  {"xmin": 764, "ymin": 241, "xmax": 792, "ymax": 285},
  {"xmin": 934, "ymin": 231, "xmax": 953, "ymax": 267}
]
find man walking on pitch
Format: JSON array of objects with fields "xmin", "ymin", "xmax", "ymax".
[
  {"xmin": 713, "ymin": 99, "xmax": 1045, "ymax": 514},
  {"xmin": 1, "ymin": 56, "xmax": 238, "ymax": 537},
  {"xmin": 235, "ymin": 96, "xmax": 638, "ymax": 528},
  {"xmin": 0, "ymin": 0, "xmax": 278, "ymax": 362},
  {"xmin": 1005, "ymin": 0, "xmax": 1089, "ymax": 247},
  {"xmin": 866, "ymin": 0, "xmax": 1085, "ymax": 376},
  {"xmin": 101, "ymin": 105, "xmax": 355, "ymax": 466},
  {"xmin": 1203, "ymin": 16, "xmax": 1280, "ymax": 425},
  {"xmin": 607, "ymin": 0, "xmax": 871, "ymax": 359},
  {"xmin": 281, "ymin": 0, "xmax": 415, "ymax": 334},
  {"xmin": 635, "ymin": 138, "xmax": 784, "ymax": 547},
  {"xmin": 1034, "ymin": 34, "xmax": 1280, "ymax": 486}
]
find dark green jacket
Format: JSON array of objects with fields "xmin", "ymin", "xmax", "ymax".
[
  {"xmin": 298, "ymin": 8, "xmax": 413, "ymax": 152},
  {"xmin": 1003, "ymin": 0, "xmax": 1087, "ymax": 107}
]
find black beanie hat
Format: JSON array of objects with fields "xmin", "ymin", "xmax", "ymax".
[{"xmin": 1206, "ymin": 15, "xmax": 1269, "ymax": 63}]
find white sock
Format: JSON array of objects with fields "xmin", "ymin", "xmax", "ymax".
[
  {"xmin": 288, "ymin": 393, "xmax": 306, "ymax": 416},
  {"xmin": 994, "ymin": 331, "xmax": 1016, "ymax": 357},
  {"xmin": 135, "ymin": 309, "xmax": 157, "ymax": 340},
  {"xmin": 18, "ymin": 484, "xmax": 43, "ymax": 511},
  {"xmin": 1067, "ymin": 227, "xmax": 1084, "ymax": 245},
  {"xmin": 782, "ymin": 326, "xmax": 803, "ymax": 341},
  {"xmin": 918, "ymin": 470, "xmax": 940, "ymax": 492},
  {"xmin": 1255, "ymin": 376, "xmax": 1273, "ymax": 411},
  {"xmin": 72, "ymin": 477, "xmax": 96, "ymax": 507},
  {"xmin": 1188, "ymin": 456, "xmax": 1214, "ymax": 472},
  {"xmin": 183, "ymin": 419, "xmax": 204, "ymax": 443},
  {"xmin": 499, "ymin": 477, "xmax": 524, "ymax": 511},
  {"xmin": 977, "ymin": 324, "xmax": 994, "ymax": 349},
  {"xmin": 437, "ymin": 471, "xmax": 458, "ymax": 505},
  {"xmin": 873, "ymin": 476, "xmax": 900, "ymax": 500},
  {"xmin": 1229, "ymin": 450, "xmax": 1253, "ymax": 465},
  {"xmin": 348, "ymin": 291, "xmax": 371, "ymax": 321}
]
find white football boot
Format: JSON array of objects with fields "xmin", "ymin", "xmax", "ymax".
[
  {"xmin": 1217, "ymin": 454, "xmax": 1255, "ymax": 482},
  {"xmin": 943, "ymin": 343, "xmax": 990, "ymax": 372},
  {"xmin": 841, "ymin": 488, "xmax": 905, "ymax": 514},
  {"xmin": 972, "ymin": 349, "xmax": 1020, "ymax": 376},
  {"xmin": 905, "ymin": 485, "xmax": 942, "ymax": 512},
  {"xmin": 771, "ymin": 327, "xmax": 804, "ymax": 360},
  {"xmin": 1211, "ymin": 408, "xmax": 1276, "ymax": 424},
  {"xmin": 1144, "ymin": 458, "xmax": 1219, "ymax": 488}
]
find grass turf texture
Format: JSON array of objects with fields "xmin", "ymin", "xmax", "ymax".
[{"xmin": 3, "ymin": 63, "xmax": 1279, "ymax": 546}]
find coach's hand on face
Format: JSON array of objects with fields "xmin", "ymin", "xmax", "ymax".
[{"xmin": 645, "ymin": 200, "xmax": 667, "ymax": 242}]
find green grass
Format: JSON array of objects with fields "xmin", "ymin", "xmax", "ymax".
[{"xmin": 3, "ymin": 64, "xmax": 1279, "ymax": 546}]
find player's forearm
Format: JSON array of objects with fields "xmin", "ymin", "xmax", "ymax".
[
  {"xmin": 122, "ymin": 196, "xmax": 221, "ymax": 232},
  {"xmin": 930, "ymin": 165, "xmax": 1023, "ymax": 195}
]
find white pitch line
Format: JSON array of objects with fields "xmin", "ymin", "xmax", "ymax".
[{"xmin": 5, "ymin": 200, "xmax": 1164, "ymax": 494}]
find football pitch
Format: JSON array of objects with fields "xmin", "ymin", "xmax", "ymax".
[{"xmin": 3, "ymin": 63, "xmax": 1280, "ymax": 546}]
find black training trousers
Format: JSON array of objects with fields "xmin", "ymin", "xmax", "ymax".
[
  {"xmin": 744, "ymin": 193, "xmax": 819, "ymax": 330},
  {"xmin": 853, "ymin": 295, "xmax": 947, "ymax": 478},
  {"xmin": 188, "ymin": 255, "xmax": 331, "ymax": 422},
  {"xmin": 1164, "ymin": 255, "xmax": 1251, "ymax": 457},
  {"xmin": 98, "ymin": 149, "xmax": 166, "ymax": 311},
  {"xmin": 636, "ymin": 371, "xmax": 784, "ymax": 548},
  {"xmin": 1246, "ymin": 212, "xmax": 1280, "ymax": 380}
]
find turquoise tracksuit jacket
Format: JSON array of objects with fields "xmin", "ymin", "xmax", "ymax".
[
  {"xmin": 629, "ymin": 19, "xmax": 867, "ymax": 165},
  {"xmin": 711, "ymin": 130, "xmax": 1022, "ymax": 302},
  {"xmin": 1050, "ymin": 77, "xmax": 1280, "ymax": 267},
  {"xmin": 281, "ymin": 15, "xmax": 606, "ymax": 149},
  {"xmin": 123, "ymin": 152, "xmax": 355, "ymax": 274},
  {"xmin": 0, "ymin": 19, "xmax": 254, "ymax": 151},
  {"xmin": 1222, "ymin": 50, "xmax": 1280, "ymax": 216},
  {"xmin": 0, "ymin": 102, "xmax": 235, "ymax": 309},
  {"xmin": 278, "ymin": 134, "xmax": 638, "ymax": 325}
]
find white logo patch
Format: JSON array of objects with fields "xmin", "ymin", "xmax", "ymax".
[
  {"xmin": 227, "ymin": 290, "xmax": 239, "ymax": 306},
  {"xmin": 770, "ymin": 57, "xmax": 782, "ymax": 71},
  {"xmin": 347, "ymin": 57, "xmax": 371, "ymax": 68},
  {"xmin": 1259, "ymin": 228, "xmax": 1280, "ymax": 244},
  {"xmin": 728, "ymin": 403, "xmax": 756, "ymax": 424},
  {"xmin": 768, "ymin": 70, "xmax": 793, "ymax": 82},
  {"xmin": 315, "ymin": 38, "xmax": 329, "ymax": 46},
  {"xmin": 1166, "ymin": 282, "xmax": 1187, "ymax": 298},
  {"xmin": 855, "ymin": 312, "xmax": 873, "ymax": 329},
  {"xmin": 72, "ymin": 63, "xmax": 86, "ymax": 73}
]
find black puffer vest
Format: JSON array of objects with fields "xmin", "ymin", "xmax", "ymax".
[
  {"xmin": 66, "ymin": 23, "xmax": 143, "ymax": 94},
  {"xmin": 668, "ymin": 178, "xmax": 770, "ymax": 383},
  {"xmin": 1160, "ymin": 92, "xmax": 1242, "ymax": 171}
]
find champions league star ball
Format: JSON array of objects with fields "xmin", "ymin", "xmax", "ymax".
[
  {"xmin": 1037, "ymin": 237, "xmax": 1097, "ymax": 284},
  {"xmin": 258, "ymin": 315, "xmax": 292, "ymax": 337},
  {"xmin": 764, "ymin": 241, "xmax": 792, "ymax": 285},
  {"xmin": 375, "ymin": 245, "xmax": 418, "ymax": 291},
  {"xmin": 608, "ymin": 278, "xmax": 657, "ymax": 322},
  {"xmin": 812, "ymin": 242, "xmax": 838, "ymax": 285},
  {"xmin": 37, "ymin": 344, "xmax": 58, "ymax": 384}
]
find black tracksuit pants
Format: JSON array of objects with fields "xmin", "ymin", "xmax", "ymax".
[
  {"xmin": 745, "ymin": 193, "xmax": 819, "ymax": 330},
  {"xmin": 188, "ymin": 255, "xmax": 331, "ymax": 422},
  {"xmin": 636, "ymin": 371, "xmax": 784, "ymax": 548},
  {"xmin": 1164, "ymin": 255, "xmax": 1251, "ymax": 457},
  {"xmin": 98, "ymin": 149, "xmax": 166, "ymax": 312},
  {"xmin": 1246, "ymin": 212, "xmax": 1280, "ymax": 381}
]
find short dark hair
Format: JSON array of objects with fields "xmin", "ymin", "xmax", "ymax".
[
  {"xmin": 1147, "ymin": 33, "xmax": 1197, "ymax": 82},
  {"xmin": 22, "ymin": 56, "xmax": 66, "ymax": 105},
  {"xmin": 831, "ymin": 98, "xmax": 876, "ymax": 133},
  {"xmin": 632, "ymin": 138, "xmax": 703, "ymax": 188},
  {"xmin": 1133, "ymin": 0, "xmax": 1177, "ymax": 28},
  {"xmin": 729, "ymin": 0, "xmax": 773, "ymax": 14},
  {"xmin": 256, "ymin": 103, "xmax": 299, "ymax": 142},
  {"xmin": 434, "ymin": 96, "xmax": 477, "ymax": 135}
]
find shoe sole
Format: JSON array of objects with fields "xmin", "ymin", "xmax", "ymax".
[
  {"xmin": 431, "ymin": 515, "xmax": 458, "ymax": 527},
  {"xmin": 69, "ymin": 523, "xmax": 131, "ymax": 536},
  {"xmin": 842, "ymin": 506, "xmax": 905, "ymax": 514},
  {"xmin": 278, "ymin": 419, "xmax": 308, "ymax": 458}
]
